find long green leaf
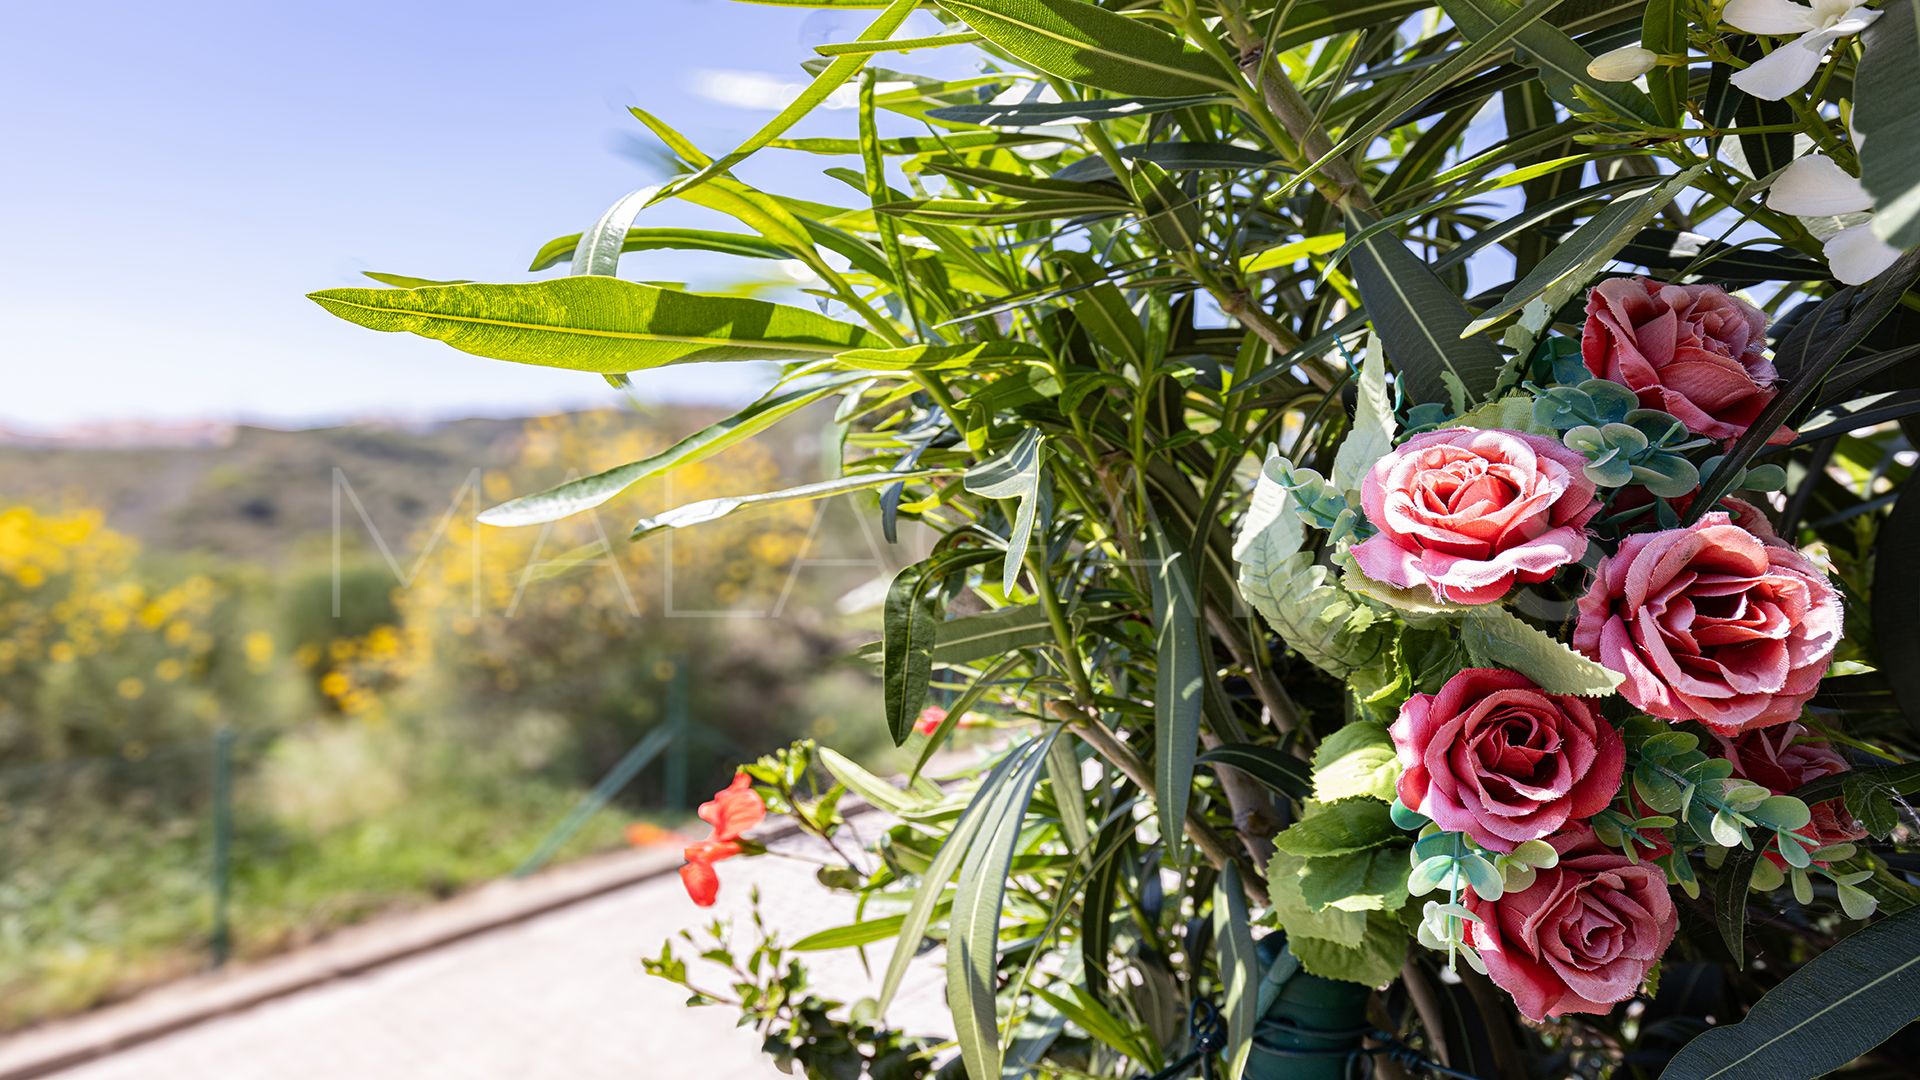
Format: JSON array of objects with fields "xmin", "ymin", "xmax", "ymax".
[
  {"xmin": 1714, "ymin": 846, "xmax": 1761, "ymax": 968},
  {"xmin": 1343, "ymin": 211, "xmax": 1506, "ymax": 406},
  {"xmin": 1197, "ymin": 743, "xmax": 1313, "ymax": 799},
  {"xmin": 938, "ymin": 0, "xmax": 1235, "ymax": 96},
  {"xmin": 932, "ymin": 604, "xmax": 1057, "ymax": 664},
  {"xmin": 309, "ymin": 278, "xmax": 885, "ymax": 373},
  {"xmin": 528, "ymin": 227, "xmax": 788, "ymax": 273},
  {"xmin": 884, "ymin": 560, "xmax": 942, "ymax": 746},
  {"xmin": 949, "ymin": 732, "xmax": 1058, "ymax": 1080},
  {"xmin": 1439, "ymin": 0, "xmax": 1661, "ymax": 125},
  {"xmin": 1689, "ymin": 249, "xmax": 1920, "ymax": 522},
  {"xmin": 630, "ymin": 470, "xmax": 954, "ymax": 538},
  {"xmin": 478, "ymin": 376, "xmax": 860, "ymax": 527},
  {"xmin": 1857, "ymin": 1, "xmax": 1920, "ymax": 249},
  {"xmin": 656, "ymin": 0, "xmax": 916, "ymax": 204},
  {"xmin": 1148, "ymin": 522, "xmax": 1203, "ymax": 862},
  {"xmin": 965, "ymin": 429, "xmax": 1047, "ymax": 593},
  {"xmin": 927, "ymin": 94, "xmax": 1223, "ymax": 127},
  {"xmin": 1214, "ymin": 863, "xmax": 1259, "ymax": 1080},
  {"xmin": 878, "ymin": 743, "xmax": 1029, "ymax": 1009},
  {"xmin": 1662, "ymin": 906, "xmax": 1920, "ymax": 1079},
  {"xmin": 1464, "ymin": 164, "xmax": 1704, "ymax": 337}
]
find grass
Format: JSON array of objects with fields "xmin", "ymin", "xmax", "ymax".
[{"xmin": 0, "ymin": 755, "xmax": 640, "ymax": 1032}]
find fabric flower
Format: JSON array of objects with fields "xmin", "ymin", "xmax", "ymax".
[
  {"xmin": 1351, "ymin": 428, "xmax": 1599, "ymax": 604},
  {"xmin": 1766, "ymin": 150, "xmax": 1904, "ymax": 285},
  {"xmin": 678, "ymin": 773, "xmax": 767, "ymax": 907},
  {"xmin": 1574, "ymin": 513, "xmax": 1843, "ymax": 735},
  {"xmin": 1722, "ymin": 0, "xmax": 1879, "ymax": 100},
  {"xmin": 1582, "ymin": 278, "xmax": 1790, "ymax": 444},
  {"xmin": 1467, "ymin": 825, "xmax": 1676, "ymax": 1021},
  {"xmin": 1392, "ymin": 668, "xmax": 1624, "ymax": 852},
  {"xmin": 1714, "ymin": 722, "xmax": 1866, "ymax": 864}
]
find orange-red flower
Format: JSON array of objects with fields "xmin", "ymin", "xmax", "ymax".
[
  {"xmin": 679, "ymin": 774, "xmax": 766, "ymax": 907},
  {"xmin": 914, "ymin": 706, "xmax": 949, "ymax": 736}
]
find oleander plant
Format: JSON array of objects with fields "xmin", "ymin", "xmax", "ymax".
[{"xmin": 313, "ymin": 0, "xmax": 1920, "ymax": 1076}]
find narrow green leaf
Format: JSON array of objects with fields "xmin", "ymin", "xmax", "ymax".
[
  {"xmin": 528, "ymin": 227, "xmax": 788, "ymax": 273},
  {"xmin": 1439, "ymin": 0, "xmax": 1661, "ymax": 125},
  {"xmin": 478, "ymin": 376, "xmax": 860, "ymax": 527},
  {"xmin": 884, "ymin": 561, "xmax": 941, "ymax": 746},
  {"xmin": 1662, "ymin": 905, "xmax": 1920, "ymax": 1079},
  {"xmin": 309, "ymin": 278, "xmax": 886, "ymax": 373},
  {"xmin": 1148, "ymin": 522, "xmax": 1203, "ymax": 861},
  {"xmin": 1857, "ymin": 1, "xmax": 1920, "ymax": 250},
  {"xmin": 926, "ymin": 94, "xmax": 1224, "ymax": 128},
  {"xmin": 1047, "ymin": 734, "xmax": 1090, "ymax": 855},
  {"xmin": 835, "ymin": 342, "xmax": 1048, "ymax": 371},
  {"xmin": 658, "ymin": 0, "xmax": 917, "ymax": 203},
  {"xmin": 949, "ymin": 732, "xmax": 1057, "ymax": 1080},
  {"xmin": 1464, "ymin": 165, "xmax": 1704, "ymax": 337},
  {"xmin": 965, "ymin": 429, "xmax": 1047, "ymax": 594},
  {"xmin": 1343, "ymin": 211, "xmax": 1506, "ymax": 405},
  {"xmin": 937, "ymin": 0, "xmax": 1235, "ymax": 96},
  {"xmin": 1641, "ymin": 0, "xmax": 1686, "ymax": 127},
  {"xmin": 1198, "ymin": 743, "xmax": 1313, "ymax": 800},
  {"xmin": 790, "ymin": 913, "xmax": 916, "ymax": 951},
  {"xmin": 630, "ymin": 470, "xmax": 954, "ymax": 538},
  {"xmin": 932, "ymin": 604, "xmax": 1057, "ymax": 664},
  {"xmin": 1715, "ymin": 846, "xmax": 1762, "ymax": 969},
  {"xmin": 1213, "ymin": 864, "xmax": 1258, "ymax": 1080},
  {"xmin": 878, "ymin": 742, "xmax": 1029, "ymax": 1010},
  {"xmin": 820, "ymin": 746, "xmax": 925, "ymax": 815},
  {"xmin": 1239, "ymin": 233, "xmax": 1344, "ymax": 275}
]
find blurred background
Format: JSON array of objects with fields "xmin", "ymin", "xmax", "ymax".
[{"xmin": 0, "ymin": 0, "xmax": 970, "ymax": 1053}]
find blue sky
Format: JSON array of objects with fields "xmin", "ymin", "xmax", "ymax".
[{"xmin": 0, "ymin": 0, "xmax": 967, "ymax": 430}]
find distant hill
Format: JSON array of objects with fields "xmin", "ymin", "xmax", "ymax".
[{"xmin": 0, "ymin": 408, "xmax": 759, "ymax": 562}]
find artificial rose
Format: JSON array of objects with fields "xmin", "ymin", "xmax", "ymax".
[
  {"xmin": 1467, "ymin": 825, "xmax": 1676, "ymax": 1021},
  {"xmin": 1574, "ymin": 513, "xmax": 1842, "ymax": 735},
  {"xmin": 1582, "ymin": 277, "xmax": 1791, "ymax": 444},
  {"xmin": 1352, "ymin": 428, "xmax": 1600, "ymax": 604},
  {"xmin": 1392, "ymin": 668, "xmax": 1624, "ymax": 852},
  {"xmin": 1715, "ymin": 722, "xmax": 1866, "ymax": 863}
]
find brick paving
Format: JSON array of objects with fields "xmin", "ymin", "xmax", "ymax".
[{"xmin": 40, "ymin": 827, "xmax": 949, "ymax": 1080}]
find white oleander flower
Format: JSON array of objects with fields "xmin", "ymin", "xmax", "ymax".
[
  {"xmin": 1722, "ymin": 0, "xmax": 1880, "ymax": 100},
  {"xmin": 1766, "ymin": 148, "xmax": 1903, "ymax": 284},
  {"xmin": 1587, "ymin": 45, "xmax": 1658, "ymax": 82}
]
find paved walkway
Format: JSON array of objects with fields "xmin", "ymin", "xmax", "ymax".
[{"xmin": 34, "ymin": 826, "xmax": 949, "ymax": 1080}]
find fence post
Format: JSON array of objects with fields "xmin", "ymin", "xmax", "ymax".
[
  {"xmin": 210, "ymin": 727, "xmax": 235, "ymax": 968},
  {"xmin": 664, "ymin": 660, "xmax": 689, "ymax": 810}
]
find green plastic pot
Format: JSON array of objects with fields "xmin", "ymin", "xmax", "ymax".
[{"xmin": 1244, "ymin": 933, "xmax": 1372, "ymax": 1080}]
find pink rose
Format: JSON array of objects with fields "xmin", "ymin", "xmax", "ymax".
[
  {"xmin": 1352, "ymin": 428, "xmax": 1600, "ymax": 604},
  {"xmin": 1392, "ymin": 668, "xmax": 1624, "ymax": 852},
  {"xmin": 1575, "ymin": 513, "xmax": 1841, "ymax": 735},
  {"xmin": 1582, "ymin": 278, "xmax": 1791, "ymax": 444},
  {"xmin": 1468, "ymin": 825, "xmax": 1676, "ymax": 1021},
  {"xmin": 1714, "ymin": 722, "xmax": 1865, "ymax": 865}
]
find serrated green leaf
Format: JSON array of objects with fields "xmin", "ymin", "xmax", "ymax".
[
  {"xmin": 1267, "ymin": 850, "xmax": 1368, "ymax": 947},
  {"xmin": 1274, "ymin": 799, "xmax": 1399, "ymax": 858},
  {"xmin": 1289, "ymin": 909, "xmax": 1408, "ymax": 988},
  {"xmin": 1300, "ymin": 846, "xmax": 1411, "ymax": 913},
  {"xmin": 1462, "ymin": 606, "xmax": 1625, "ymax": 696},
  {"xmin": 1329, "ymin": 334, "xmax": 1396, "ymax": 502},
  {"xmin": 1312, "ymin": 721, "xmax": 1402, "ymax": 803}
]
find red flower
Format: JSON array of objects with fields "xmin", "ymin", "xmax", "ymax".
[
  {"xmin": 679, "ymin": 774, "xmax": 767, "ymax": 907},
  {"xmin": 1468, "ymin": 825, "xmax": 1676, "ymax": 1021},
  {"xmin": 1581, "ymin": 278, "xmax": 1790, "ymax": 444},
  {"xmin": 914, "ymin": 706, "xmax": 950, "ymax": 736},
  {"xmin": 1714, "ymin": 723, "xmax": 1866, "ymax": 866},
  {"xmin": 699, "ymin": 773, "xmax": 767, "ymax": 842}
]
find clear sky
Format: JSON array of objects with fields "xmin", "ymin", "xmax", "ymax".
[{"xmin": 0, "ymin": 0, "xmax": 965, "ymax": 430}]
